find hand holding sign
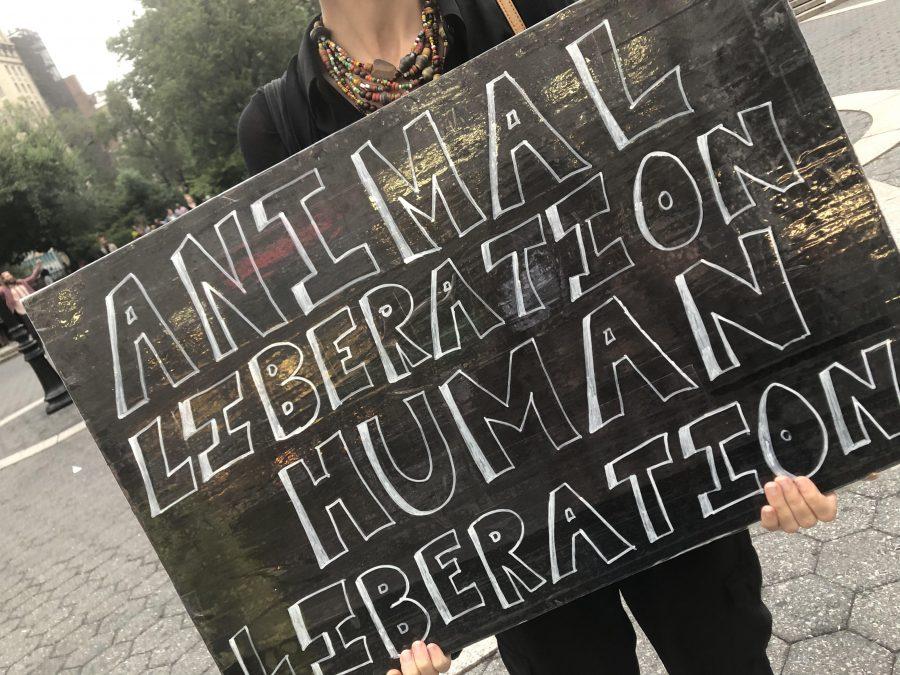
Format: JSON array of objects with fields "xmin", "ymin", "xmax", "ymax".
[
  {"xmin": 386, "ymin": 642, "xmax": 452, "ymax": 675},
  {"xmin": 760, "ymin": 476, "xmax": 838, "ymax": 533}
]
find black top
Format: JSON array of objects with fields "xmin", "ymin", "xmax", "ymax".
[{"xmin": 238, "ymin": 0, "xmax": 573, "ymax": 176}]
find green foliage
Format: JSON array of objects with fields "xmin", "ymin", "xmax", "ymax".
[
  {"xmin": 54, "ymin": 109, "xmax": 117, "ymax": 188},
  {"xmin": 116, "ymin": 169, "xmax": 180, "ymax": 219},
  {"xmin": 1, "ymin": 0, "xmax": 317, "ymax": 269},
  {"xmin": 107, "ymin": 0, "xmax": 317, "ymax": 194},
  {"xmin": 0, "ymin": 111, "xmax": 97, "ymax": 264},
  {"xmin": 108, "ymin": 168, "xmax": 182, "ymax": 243},
  {"xmin": 97, "ymin": 80, "xmax": 188, "ymax": 187},
  {"xmin": 0, "ymin": 110, "xmax": 180, "ymax": 267}
]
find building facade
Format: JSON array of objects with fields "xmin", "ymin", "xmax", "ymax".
[
  {"xmin": 8, "ymin": 29, "xmax": 77, "ymax": 113},
  {"xmin": 63, "ymin": 74, "xmax": 96, "ymax": 118},
  {"xmin": 0, "ymin": 29, "xmax": 50, "ymax": 122}
]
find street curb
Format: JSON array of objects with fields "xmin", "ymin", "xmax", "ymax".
[{"xmin": 798, "ymin": 0, "xmax": 865, "ymax": 21}]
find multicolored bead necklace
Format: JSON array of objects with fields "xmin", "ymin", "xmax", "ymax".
[{"xmin": 312, "ymin": 0, "xmax": 445, "ymax": 113}]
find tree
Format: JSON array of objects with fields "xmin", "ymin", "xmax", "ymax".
[
  {"xmin": 55, "ymin": 109, "xmax": 117, "ymax": 188},
  {"xmin": 107, "ymin": 0, "xmax": 317, "ymax": 195},
  {"xmin": 95, "ymin": 81, "xmax": 188, "ymax": 188},
  {"xmin": 0, "ymin": 111, "xmax": 98, "ymax": 263},
  {"xmin": 107, "ymin": 168, "xmax": 181, "ymax": 241}
]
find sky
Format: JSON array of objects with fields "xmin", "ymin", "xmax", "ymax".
[{"xmin": 3, "ymin": 0, "xmax": 143, "ymax": 94}]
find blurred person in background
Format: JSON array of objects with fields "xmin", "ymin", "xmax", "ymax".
[
  {"xmin": 1, "ymin": 260, "xmax": 42, "ymax": 340},
  {"xmin": 98, "ymin": 235, "xmax": 118, "ymax": 257}
]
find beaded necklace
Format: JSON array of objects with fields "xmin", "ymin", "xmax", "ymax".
[{"xmin": 313, "ymin": 0, "xmax": 445, "ymax": 113}]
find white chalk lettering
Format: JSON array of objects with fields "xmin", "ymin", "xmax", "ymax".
[
  {"xmin": 248, "ymin": 341, "xmax": 321, "ymax": 441},
  {"xmin": 679, "ymin": 402, "xmax": 763, "ymax": 518},
  {"xmin": 545, "ymin": 173, "xmax": 634, "ymax": 302},
  {"xmin": 288, "ymin": 580, "xmax": 372, "ymax": 675},
  {"xmin": 171, "ymin": 211, "xmax": 286, "ymax": 361},
  {"xmin": 583, "ymin": 296, "xmax": 697, "ymax": 432},
  {"xmin": 481, "ymin": 214, "xmax": 549, "ymax": 317},
  {"xmin": 352, "ymin": 111, "xmax": 486, "ymax": 263},
  {"xmin": 414, "ymin": 530, "xmax": 485, "ymax": 625},
  {"xmin": 676, "ymin": 228, "xmax": 810, "ymax": 381},
  {"xmin": 440, "ymin": 339, "xmax": 581, "ymax": 483},
  {"xmin": 604, "ymin": 434, "xmax": 675, "ymax": 542},
  {"xmin": 357, "ymin": 392, "xmax": 456, "ymax": 516},
  {"xmin": 548, "ymin": 482, "xmax": 634, "ymax": 582},
  {"xmin": 251, "ymin": 169, "xmax": 379, "ymax": 315},
  {"xmin": 819, "ymin": 340, "xmax": 900, "ymax": 454},
  {"xmin": 228, "ymin": 626, "xmax": 295, "ymax": 675},
  {"xmin": 307, "ymin": 306, "xmax": 374, "ymax": 411},
  {"xmin": 359, "ymin": 284, "xmax": 431, "ymax": 383},
  {"xmin": 698, "ymin": 102, "xmax": 804, "ymax": 224},
  {"xmin": 566, "ymin": 19, "xmax": 693, "ymax": 150},
  {"xmin": 356, "ymin": 566, "xmax": 431, "ymax": 658},
  {"xmin": 430, "ymin": 259, "xmax": 504, "ymax": 359},
  {"xmin": 633, "ymin": 151, "xmax": 703, "ymax": 251},
  {"xmin": 758, "ymin": 383, "xmax": 828, "ymax": 477},
  {"xmin": 107, "ymin": 273, "xmax": 197, "ymax": 419},
  {"xmin": 129, "ymin": 415, "xmax": 197, "ymax": 518},
  {"xmin": 468, "ymin": 509, "xmax": 546, "ymax": 609},
  {"xmin": 278, "ymin": 431, "xmax": 394, "ymax": 569},
  {"xmin": 486, "ymin": 71, "xmax": 590, "ymax": 218},
  {"xmin": 178, "ymin": 371, "xmax": 255, "ymax": 482}
]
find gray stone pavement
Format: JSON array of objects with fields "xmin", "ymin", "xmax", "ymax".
[
  {"xmin": 1, "ymin": 2, "xmax": 899, "ymax": 674},
  {"xmin": 802, "ymin": 0, "xmax": 900, "ymax": 98},
  {"xmin": 0, "ymin": 360, "xmax": 217, "ymax": 674}
]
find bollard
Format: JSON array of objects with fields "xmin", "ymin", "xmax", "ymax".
[{"xmin": 0, "ymin": 303, "xmax": 72, "ymax": 414}]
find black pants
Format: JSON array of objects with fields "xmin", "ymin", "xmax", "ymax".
[{"xmin": 495, "ymin": 531, "xmax": 772, "ymax": 675}]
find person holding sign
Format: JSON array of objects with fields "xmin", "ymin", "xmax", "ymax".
[
  {"xmin": 1, "ymin": 261, "xmax": 42, "ymax": 341},
  {"xmin": 239, "ymin": 1, "xmax": 840, "ymax": 673}
]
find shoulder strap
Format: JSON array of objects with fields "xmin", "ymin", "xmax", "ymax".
[
  {"xmin": 496, "ymin": 0, "xmax": 526, "ymax": 34},
  {"xmin": 262, "ymin": 77, "xmax": 303, "ymax": 157}
]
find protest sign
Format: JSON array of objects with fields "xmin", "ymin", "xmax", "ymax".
[{"xmin": 26, "ymin": 0, "xmax": 900, "ymax": 672}]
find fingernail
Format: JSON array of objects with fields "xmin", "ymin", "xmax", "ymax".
[
  {"xmin": 401, "ymin": 650, "xmax": 411, "ymax": 660},
  {"xmin": 413, "ymin": 641, "xmax": 424, "ymax": 648},
  {"xmin": 765, "ymin": 481, "xmax": 777, "ymax": 492}
]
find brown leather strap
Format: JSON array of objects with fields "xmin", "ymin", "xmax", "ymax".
[{"xmin": 496, "ymin": 0, "xmax": 526, "ymax": 34}]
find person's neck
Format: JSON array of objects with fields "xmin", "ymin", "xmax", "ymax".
[{"xmin": 320, "ymin": 0, "xmax": 424, "ymax": 67}]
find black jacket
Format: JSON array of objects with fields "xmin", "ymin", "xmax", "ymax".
[{"xmin": 238, "ymin": 0, "xmax": 573, "ymax": 176}]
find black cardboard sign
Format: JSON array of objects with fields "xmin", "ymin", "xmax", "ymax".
[{"xmin": 27, "ymin": 0, "xmax": 900, "ymax": 672}]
